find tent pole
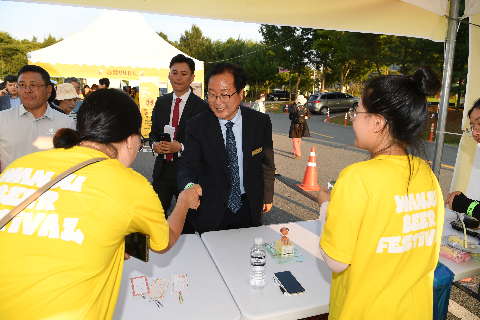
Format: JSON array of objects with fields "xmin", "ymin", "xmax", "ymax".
[{"xmin": 432, "ymin": 0, "xmax": 460, "ymax": 178}]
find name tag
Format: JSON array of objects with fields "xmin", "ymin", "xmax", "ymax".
[{"xmin": 252, "ymin": 147, "xmax": 262, "ymax": 156}]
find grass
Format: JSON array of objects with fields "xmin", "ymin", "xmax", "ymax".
[{"xmin": 328, "ymin": 107, "xmax": 464, "ymax": 146}]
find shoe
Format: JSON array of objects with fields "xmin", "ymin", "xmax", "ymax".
[{"xmin": 294, "ymin": 155, "xmax": 301, "ymax": 160}]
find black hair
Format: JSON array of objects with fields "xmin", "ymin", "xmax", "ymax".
[
  {"xmin": 4, "ymin": 74, "xmax": 18, "ymax": 83},
  {"xmin": 64, "ymin": 77, "xmax": 80, "ymax": 85},
  {"xmin": 53, "ymin": 89, "xmax": 142, "ymax": 154},
  {"xmin": 48, "ymin": 85, "xmax": 56, "ymax": 103},
  {"xmin": 361, "ymin": 66, "xmax": 441, "ymax": 154},
  {"xmin": 99, "ymin": 78, "xmax": 110, "ymax": 88},
  {"xmin": 18, "ymin": 65, "xmax": 54, "ymax": 103},
  {"xmin": 18, "ymin": 65, "xmax": 51, "ymax": 86},
  {"xmin": 206, "ymin": 63, "xmax": 247, "ymax": 93},
  {"xmin": 169, "ymin": 54, "xmax": 195, "ymax": 74},
  {"xmin": 468, "ymin": 98, "xmax": 480, "ymax": 118}
]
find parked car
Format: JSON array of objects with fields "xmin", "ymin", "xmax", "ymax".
[
  {"xmin": 267, "ymin": 90, "xmax": 296, "ymax": 101},
  {"xmin": 307, "ymin": 92, "xmax": 359, "ymax": 114}
]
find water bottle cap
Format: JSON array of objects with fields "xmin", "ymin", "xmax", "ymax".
[{"xmin": 254, "ymin": 238, "xmax": 263, "ymax": 245}]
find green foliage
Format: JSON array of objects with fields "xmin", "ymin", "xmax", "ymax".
[
  {"xmin": 260, "ymin": 25, "xmax": 315, "ymax": 99},
  {"xmin": 177, "ymin": 24, "xmax": 214, "ymax": 63},
  {"xmin": 0, "ymin": 31, "xmax": 62, "ymax": 78}
]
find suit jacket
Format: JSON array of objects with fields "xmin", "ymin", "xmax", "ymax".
[
  {"xmin": 149, "ymin": 90, "xmax": 209, "ymax": 180},
  {"xmin": 0, "ymin": 93, "xmax": 12, "ymax": 111},
  {"xmin": 177, "ymin": 106, "xmax": 275, "ymax": 233}
]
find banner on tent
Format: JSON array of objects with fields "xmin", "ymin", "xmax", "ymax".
[
  {"xmin": 28, "ymin": 61, "xmax": 171, "ymax": 80},
  {"xmin": 139, "ymin": 77, "xmax": 160, "ymax": 137}
]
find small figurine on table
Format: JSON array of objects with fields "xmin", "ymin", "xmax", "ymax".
[
  {"xmin": 280, "ymin": 227, "xmax": 291, "ymax": 245},
  {"xmin": 276, "ymin": 227, "xmax": 295, "ymax": 257}
]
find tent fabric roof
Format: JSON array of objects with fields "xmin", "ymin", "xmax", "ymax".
[
  {"xmin": 12, "ymin": 0, "xmax": 447, "ymax": 41},
  {"xmin": 27, "ymin": 10, "xmax": 203, "ymax": 71}
]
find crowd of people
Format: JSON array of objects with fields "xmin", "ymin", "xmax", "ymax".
[{"xmin": 0, "ymin": 55, "xmax": 478, "ymax": 320}]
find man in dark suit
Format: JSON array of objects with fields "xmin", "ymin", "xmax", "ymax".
[
  {"xmin": 178, "ymin": 63, "xmax": 275, "ymax": 234},
  {"xmin": 149, "ymin": 54, "xmax": 209, "ymax": 233}
]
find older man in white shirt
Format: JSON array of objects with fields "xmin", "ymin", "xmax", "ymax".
[{"xmin": 0, "ymin": 65, "xmax": 75, "ymax": 172}]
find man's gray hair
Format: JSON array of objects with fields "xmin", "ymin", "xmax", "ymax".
[{"xmin": 64, "ymin": 77, "xmax": 80, "ymax": 85}]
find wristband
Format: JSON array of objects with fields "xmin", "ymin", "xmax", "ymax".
[
  {"xmin": 467, "ymin": 201, "xmax": 479, "ymax": 216},
  {"xmin": 184, "ymin": 182, "xmax": 194, "ymax": 189}
]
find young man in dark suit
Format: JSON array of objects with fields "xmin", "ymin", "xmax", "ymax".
[
  {"xmin": 149, "ymin": 54, "xmax": 209, "ymax": 233},
  {"xmin": 178, "ymin": 63, "xmax": 275, "ymax": 234}
]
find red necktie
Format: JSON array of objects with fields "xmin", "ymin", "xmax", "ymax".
[{"xmin": 166, "ymin": 97, "xmax": 181, "ymax": 161}]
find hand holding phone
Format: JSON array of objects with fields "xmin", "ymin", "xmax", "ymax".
[{"xmin": 125, "ymin": 233, "xmax": 149, "ymax": 262}]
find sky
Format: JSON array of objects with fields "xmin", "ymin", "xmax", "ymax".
[{"xmin": 0, "ymin": 0, "xmax": 264, "ymax": 43}]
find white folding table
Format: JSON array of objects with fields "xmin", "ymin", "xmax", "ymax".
[
  {"xmin": 202, "ymin": 212, "xmax": 480, "ymax": 320},
  {"xmin": 439, "ymin": 209, "xmax": 480, "ymax": 281},
  {"xmin": 201, "ymin": 220, "xmax": 331, "ymax": 320},
  {"xmin": 113, "ymin": 234, "xmax": 241, "ymax": 320}
]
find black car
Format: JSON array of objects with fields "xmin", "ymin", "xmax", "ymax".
[{"xmin": 267, "ymin": 90, "xmax": 296, "ymax": 101}]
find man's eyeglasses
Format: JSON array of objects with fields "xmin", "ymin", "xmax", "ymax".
[
  {"xmin": 16, "ymin": 83, "xmax": 46, "ymax": 91},
  {"xmin": 348, "ymin": 107, "xmax": 369, "ymax": 121},
  {"xmin": 465, "ymin": 125, "xmax": 480, "ymax": 138},
  {"xmin": 137, "ymin": 134, "xmax": 156, "ymax": 156},
  {"xmin": 207, "ymin": 91, "xmax": 238, "ymax": 103},
  {"xmin": 138, "ymin": 134, "xmax": 147, "ymax": 152}
]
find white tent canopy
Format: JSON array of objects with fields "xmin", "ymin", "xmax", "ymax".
[{"xmin": 26, "ymin": 10, "xmax": 203, "ymax": 78}]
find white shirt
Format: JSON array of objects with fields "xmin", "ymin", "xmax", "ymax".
[
  {"xmin": 0, "ymin": 104, "xmax": 75, "ymax": 172},
  {"xmin": 218, "ymin": 107, "xmax": 244, "ymax": 194},
  {"xmin": 170, "ymin": 89, "xmax": 191, "ymax": 127},
  {"xmin": 155, "ymin": 89, "xmax": 191, "ymax": 159}
]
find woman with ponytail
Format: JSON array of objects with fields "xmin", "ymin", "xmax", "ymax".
[
  {"xmin": 316, "ymin": 66, "xmax": 445, "ymax": 320},
  {"xmin": 0, "ymin": 89, "xmax": 201, "ymax": 320}
]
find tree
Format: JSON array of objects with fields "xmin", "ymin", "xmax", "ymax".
[
  {"xmin": 0, "ymin": 32, "xmax": 62, "ymax": 78},
  {"xmin": 156, "ymin": 32, "xmax": 180, "ymax": 49},
  {"xmin": 313, "ymin": 30, "xmax": 373, "ymax": 93},
  {"xmin": 242, "ymin": 44, "xmax": 278, "ymax": 97},
  {"xmin": 177, "ymin": 25, "xmax": 214, "ymax": 63},
  {"xmin": 260, "ymin": 25, "xmax": 315, "ymax": 101}
]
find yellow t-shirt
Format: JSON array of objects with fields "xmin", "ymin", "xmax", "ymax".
[
  {"xmin": 320, "ymin": 155, "xmax": 444, "ymax": 320},
  {"xmin": 0, "ymin": 146, "xmax": 169, "ymax": 320}
]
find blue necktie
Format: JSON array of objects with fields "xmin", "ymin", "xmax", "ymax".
[{"xmin": 226, "ymin": 121, "xmax": 242, "ymax": 213}]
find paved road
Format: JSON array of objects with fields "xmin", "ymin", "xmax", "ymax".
[{"xmin": 272, "ymin": 110, "xmax": 459, "ymax": 167}]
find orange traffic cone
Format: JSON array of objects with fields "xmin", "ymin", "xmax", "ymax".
[{"xmin": 296, "ymin": 146, "xmax": 321, "ymax": 191}]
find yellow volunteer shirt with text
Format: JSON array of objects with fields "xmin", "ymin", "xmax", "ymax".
[
  {"xmin": 0, "ymin": 146, "xmax": 169, "ymax": 320},
  {"xmin": 320, "ymin": 155, "xmax": 444, "ymax": 320}
]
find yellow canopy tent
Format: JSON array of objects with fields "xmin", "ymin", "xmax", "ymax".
[{"xmin": 9, "ymin": 0, "xmax": 448, "ymax": 41}]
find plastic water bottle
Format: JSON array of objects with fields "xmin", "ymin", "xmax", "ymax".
[{"xmin": 250, "ymin": 238, "xmax": 266, "ymax": 289}]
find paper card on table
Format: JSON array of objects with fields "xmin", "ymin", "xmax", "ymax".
[
  {"xmin": 131, "ymin": 276, "xmax": 150, "ymax": 297},
  {"xmin": 269, "ymin": 223, "xmax": 323, "ymax": 261},
  {"xmin": 171, "ymin": 274, "xmax": 188, "ymax": 294},
  {"xmin": 148, "ymin": 278, "xmax": 169, "ymax": 300},
  {"xmin": 164, "ymin": 125, "xmax": 175, "ymax": 141}
]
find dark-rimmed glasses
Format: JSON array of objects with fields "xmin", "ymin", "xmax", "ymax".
[
  {"xmin": 465, "ymin": 125, "xmax": 480, "ymax": 138},
  {"xmin": 348, "ymin": 107, "xmax": 369, "ymax": 121},
  {"xmin": 137, "ymin": 134, "xmax": 156, "ymax": 156},
  {"xmin": 138, "ymin": 134, "xmax": 147, "ymax": 152},
  {"xmin": 16, "ymin": 83, "xmax": 46, "ymax": 91},
  {"xmin": 207, "ymin": 91, "xmax": 238, "ymax": 103}
]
